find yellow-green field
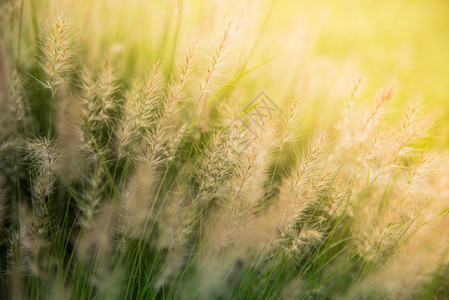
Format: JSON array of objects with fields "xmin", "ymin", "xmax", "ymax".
[{"xmin": 1, "ymin": 0, "xmax": 449, "ymax": 299}]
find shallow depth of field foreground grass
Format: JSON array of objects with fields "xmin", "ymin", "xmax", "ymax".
[{"xmin": 1, "ymin": 0, "xmax": 449, "ymax": 299}]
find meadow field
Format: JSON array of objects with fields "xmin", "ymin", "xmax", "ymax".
[{"xmin": 1, "ymin": 0, "xmax": 449, "ymax": 299}]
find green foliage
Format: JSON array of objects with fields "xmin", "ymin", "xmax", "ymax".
[{"xmin": 1, "ymin": 1, "xmax": 449, "ymax": 299}]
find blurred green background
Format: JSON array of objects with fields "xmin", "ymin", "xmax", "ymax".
[
  {"xmin": 262, "ymin": 0, "xmax": 449, "ymax": 146},
  {"xmin": 10, "ymin": 0, "xmax": 449, "ymax": 146}
]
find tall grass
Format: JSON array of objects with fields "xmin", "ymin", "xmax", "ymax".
[{"xmin": 1, "ymin": 1, "xmax": 449, "ymax": 299}]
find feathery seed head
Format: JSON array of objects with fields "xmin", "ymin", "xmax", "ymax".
[
  {"xmin": 26, "ymin": 137, "xmax": 58, "ymax": 198},
  {"xmin": 42, "ymin": 16, "xmax": 72, "ymax": 96}
]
